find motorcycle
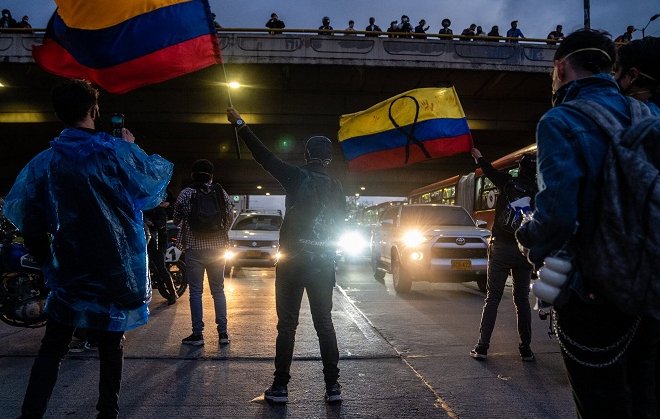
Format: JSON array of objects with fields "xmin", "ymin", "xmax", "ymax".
[
  {"xmin": 0, "ymin": 201, "xmax": 48, "ymax": 328},
  {"xmin": 148, "ymin": 222, "xmax": 187, "ymax": 300}
]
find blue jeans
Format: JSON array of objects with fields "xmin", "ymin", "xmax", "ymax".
[
  {"xmin": 273, "ymin": 251, "xmax": 339, "ymax": 386},
  {"xmin": 185, "ymin": 248, "xmax": 228, "ymax": 334},
  {"xmin": 477, "ymin": 238, "xmax": 533, "ymax": 349}
]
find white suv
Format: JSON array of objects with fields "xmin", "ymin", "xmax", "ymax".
[
  {"xmin": 372, "ymin": 204, "xmax": 490, "ymax": 293},
  {"xmin": 226, "ymin": 209, "xmax": 282, "ymax": 270}
]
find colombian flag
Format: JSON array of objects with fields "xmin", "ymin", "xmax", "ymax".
[
  {"xmin": 338, "ymin": 87, "xmax": 472, "ymax": 171},
  {"xmin": 33, "ymin": 0, "xmax": 221, "ymax": 94}
]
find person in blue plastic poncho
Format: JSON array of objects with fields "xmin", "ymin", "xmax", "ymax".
[{"xmin": 3, "ymin": 79, "xmax": 173, "ymax": 419}]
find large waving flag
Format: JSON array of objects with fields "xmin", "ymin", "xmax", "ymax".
[
  {"xmin": 338, "ymin": 87, "xmax": 473, "ymax": 171},
  {"xmin": 33, "ymin": 0, "xmax": 221, "ymax": 94}
]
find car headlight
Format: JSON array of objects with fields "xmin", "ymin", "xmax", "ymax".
[
  {"xmin": 338, "ymin": 231, "xmax": 369, "ymax": 255},
  {"xmin": 224, "ymin": 250, "xmax": 235, "ymax": 260},
  {"xmin": 402, "ymin": 230, "xmax": 428, "ymax": 247}
]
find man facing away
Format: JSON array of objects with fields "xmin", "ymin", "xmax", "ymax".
[
  {"xmin": 4, "ymin": 78, "xmax": 173, "ymax": 418},
  {"xmin": 173, "ymin": 159, "xmax": 234, "ymax": 346},
  {"xmin": 516, "ymin": 29, "xmax": 660, "ymax": 418},
  {"xmin": 469, "ymin": 148, "xmax": 538, "ymax": 362},
  {"xmin": 227, "ymin": 108, "xmax": 346, "ymax": 404}
]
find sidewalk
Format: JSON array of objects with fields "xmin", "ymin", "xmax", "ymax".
[{"xmin": 0, "ymin": 268, "xmax": 447, "ymax": 418}]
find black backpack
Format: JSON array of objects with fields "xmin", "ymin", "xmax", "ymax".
[
  {"xmin": 282, "ymin": 170, "xmax": 344, "ymax": 252},
  {"xmin": 188, "ymin": 183, "xmax": 227, "ymax": 234},
  {"xmin": 563, "ymin": 99, "xmax": 660, "ymax": 319},
  {"xmin": 495, "ymin": 178, "xmax": 536, "ymax": 235}
]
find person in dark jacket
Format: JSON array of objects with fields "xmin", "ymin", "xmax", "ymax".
[
  {"xmin": 614, "ymin": 36, "xmax": 660, "ymax": 115},
  {"xmin": 265, "ymin": 12, "xmax": 285, "ymax": 35},
  {"xmin": 318, "ymin": 16, "xmax": 333, "ymax": 35},
  {"xmin": 144, "ymin": 191, "xmax": 178, "ymax": 305},
  {"xmin": 469, "ymin": 147, "xmax": 537, "ymax": 362},
  {"xmin": 438, "ymin": 18, "xmax": 453, "ymax": 39},
  {"xmin": 517, "ymin": 29, "xmax": 660, "ymax": 419},
  {"xmin": 414, "ymin": 19, "xmax": 429, "ymax": 39},
  {"xmin": 365, "ymin": 17, "xmax": 382, "ymax": 36},
  {"xmin": 227, "ymin": 107, "xmax": 345, "ymax": 404}
]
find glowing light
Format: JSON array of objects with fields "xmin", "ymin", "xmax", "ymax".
[
  {"xmin": 266, "ymin": 192, "xmax": 271, "ymax": 196},
  {"xmin": 224, "ymin": 250, "xmax": 235, "ymax": 260},
  {"xmin": 360, "ymin": 186, "xmax": 366, "ymax": 190},
  {"xmin": 410, "ymin": 251, "xmax": 423, "ymax": 261},
  {"xmin": 402, "ymin": 230, "xmax": 426, "ymax": 247},
  {"xmin": 257, "ymin": 185, "xmax": 263, "ymax": 190},
  {"xmin": 0, "ymin": 82, "xmax": 5, "ymax": 88},
  {"xmin": 228, "ymin": 81, "xmax": 241, "ymax": 89}
]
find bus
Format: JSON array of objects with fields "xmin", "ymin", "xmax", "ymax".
[{"xmin": 408, "ymin": 144, "xmax": 537, "ymax": 230}]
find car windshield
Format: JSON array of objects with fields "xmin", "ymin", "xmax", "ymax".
[
  {"xmin": 232, "ymin": 214, "xmax": 282, "ymax": 231},
  {"xmin": 400, "ymin": 206, "xmax": 474, "ymax": 227}
]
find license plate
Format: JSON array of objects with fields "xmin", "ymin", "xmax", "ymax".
[
  {"xmin": 451, "ymin": 260, "xmax": 472, "ymax": 270},
  {"xmin": 246, "ymin": 250, "xmax": 261, "ymax": 258}
]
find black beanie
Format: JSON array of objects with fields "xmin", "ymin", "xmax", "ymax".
[
  {"xmin": 305, "ymin": 136, "xmax": 333, "ymax": 165},
  {"xmin": 191, "ymin": 159, "xmax": 214, "ymax": 182}
]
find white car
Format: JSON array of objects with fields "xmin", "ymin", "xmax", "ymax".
[{"xmin": 226, "ymin": 210, "xmax": 282, "ymax": 270}]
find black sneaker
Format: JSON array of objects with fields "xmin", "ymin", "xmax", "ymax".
[
  {"xmin": 469, "ymin": 344, "xmax": 488, "ymax": 360},
  {"xmin": 219, "ymin": 332, "xmax": 230, "ymax": 345},
  {"xmin": 264, "ymin": 384, "xmax": 288, "ymax": 403},
  {"xmin": 520, "ymin": 347, "xmax": 535, "ymax": 362},
  {"xmin": 181, "ymin": 333, "xmax": 204, "ymax": 346},
  {"xmin": 325, "ymin": 382, "xmax": 342, "ymax": 403},
  {"xmin": 68, "ymin": 340, "xmax": 90, "ymax": 353}
]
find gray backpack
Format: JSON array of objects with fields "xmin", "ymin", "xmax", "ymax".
[{"xmin": 563, "ymin": 99, "xmax": 660, "ymax": 319}]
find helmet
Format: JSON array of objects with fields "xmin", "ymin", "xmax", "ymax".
[{"xmin": 305, "ymin": 136, "xmax": 333, "ymax": 166}]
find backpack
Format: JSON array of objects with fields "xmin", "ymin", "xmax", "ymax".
[
  {"xmin": 283, "ymin": 170, "xmax": 344, "ymax": 252},
  {"xmin": 188, "ymin": 183, "xmax": 227, "ymax": 234},
  {"xmin": 563, "ymin": 99, "xmax": 660, "ymax": 319},
  {"xmin": 495, "ymin": 179, "xmax": 536, "ymax": 235}
]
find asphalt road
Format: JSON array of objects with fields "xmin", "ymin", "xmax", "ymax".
[{"xmin": 0, "ymin": 260, "xmax": 576, "ymax": 418}]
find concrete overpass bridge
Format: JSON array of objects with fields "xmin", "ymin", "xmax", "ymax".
[{"xmin": 0, "ymin": 31, "xmax": 556, "ymax": 197}]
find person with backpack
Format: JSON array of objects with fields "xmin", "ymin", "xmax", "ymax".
[
  {"xmin": 227, "ymin": 108, "xmax": 346, "ymax": 404},
  {"xmin": 469, "ymin": 148, "xmax": 538, "ymax": 362},
  {"xmin": 172, "ymin": 159, "xmax": 233, "ymax": 346},
  {"xmin": 516, "ymin": 29, "xmax": 660, "ymax": 418}
]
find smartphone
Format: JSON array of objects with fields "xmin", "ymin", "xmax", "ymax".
[{"xmin": 111, "ymin": 113, "xmax": 124, "ymax": 138}]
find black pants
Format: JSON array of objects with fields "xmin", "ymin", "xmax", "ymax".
[
  {"xmin": 273, "ymin": 252, "xmax": 340, "ymax": 386},
  {"xmin": 20, "ymin": 318, "xmax": 124, "ymax": 419},
  {"xmin": 556, "ymin": 294, "xmax": 660, "ymax": 419},
  {"xmin": 476, "ymin": 238, "xmax": 533, "ymax": 349}
]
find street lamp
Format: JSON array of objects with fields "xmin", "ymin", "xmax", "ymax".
[{"xmin": 641, "ymin": 14, "xmax": 660, "ymax": 38}]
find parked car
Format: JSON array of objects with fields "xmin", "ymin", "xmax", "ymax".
[
  {"xmin": 371, "ymin": 204, "xmax": 490, "ymax": 293},
  {"xmin": 225, "ymin": 209, "xmax": 282, "ymax": 272}
]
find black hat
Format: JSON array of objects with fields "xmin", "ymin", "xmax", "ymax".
[
  {"xmin": 442, "ymin": 18, "xmax": 451, "ymax": 27},
  {"xmin": 511, "ymin": 20, "xmax": 518, "ymax": 26},
  {"xmin": 192, "ymin": 159, "xmax": 214, "ymax": 175},
  {"xmin": 305, "ymin": 136, "xmax": 333, "ymax": 165}
]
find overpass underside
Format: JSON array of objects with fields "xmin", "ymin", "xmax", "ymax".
[{"xmin": 0, "ymin": 33, "xmax": 555, "ymax": 196}]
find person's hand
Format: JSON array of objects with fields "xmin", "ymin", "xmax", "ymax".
[
  {"xmin": 227, "ymin": 108, "xmax": 242, "ymax": 125},
  {"xmin": 159, "ymin": 201, "xmax": 170, "ymax": 208},
  {"xmin": 122, "ymin": 128, "xmax": 135, "ymax": 143},
  {"xmin": 470, "ymin": 147, "xmax": 482, "ymax": 161}
]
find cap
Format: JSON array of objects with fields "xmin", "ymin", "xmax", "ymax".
[
  {"xmin": 511, "ymin": 20, "xmax": 518, "ymax": 25},
  {"xmin": 192, "ymin": 159, "xmax": 214, "ymax": 175},
  {"xmin": 305, "ymin": 136, "xmax": 333, "ymax": 165}
]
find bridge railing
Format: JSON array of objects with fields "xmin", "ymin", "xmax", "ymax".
[{"xmin": 0, "ymin": 28, "xmax": 557, "ymax": 72}]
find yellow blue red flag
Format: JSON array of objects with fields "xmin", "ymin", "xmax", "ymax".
[
  {"xmin": 33, "ymin": 0, "xmax": 221, "ymax": 94},
  {"xmin": 338, "ymin": 87, "xmax": 472, "ymax": 171}
]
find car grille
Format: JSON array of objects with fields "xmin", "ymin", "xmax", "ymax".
[
  {"xmin": 434, "ymin": 237, "xmax": 485, "ymax": 244},
  {"xmin": 431, "ymin": 247, "xmax": 487, "ymax": 259},
  {"xmin": 234, "ymin": 240, "xmax": 277, "ymax": 248}
]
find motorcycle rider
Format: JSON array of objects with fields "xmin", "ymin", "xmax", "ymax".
[
  {"xmin": 3, "ymin": 79, "xmax": 172, "ymax": 418},
  {"xmin": 145, "ymin": 192, "xmax": 178, "ymax": 305}
]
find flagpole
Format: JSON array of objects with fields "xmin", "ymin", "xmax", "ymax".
[{"xmin": 221, "ymin": 61, "xmax": 241, "ymax": 160}]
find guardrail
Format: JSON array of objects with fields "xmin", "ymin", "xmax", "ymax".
[{"xmin": 0, "ymin": 29, "xmax": 557, "ymax": 72}]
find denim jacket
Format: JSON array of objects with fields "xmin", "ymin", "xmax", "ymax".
[{"xmin": 516, "ymin": 74, "xmax": 632, "ymax": 271}]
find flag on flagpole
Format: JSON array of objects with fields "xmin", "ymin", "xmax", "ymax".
[
  {"xmin": 33, "ymin": 0, "xmax": 221, "ymax": 94},
  {"xmin": 338, "ymin": 87, "xmax": 473, "ymax": 171}
]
